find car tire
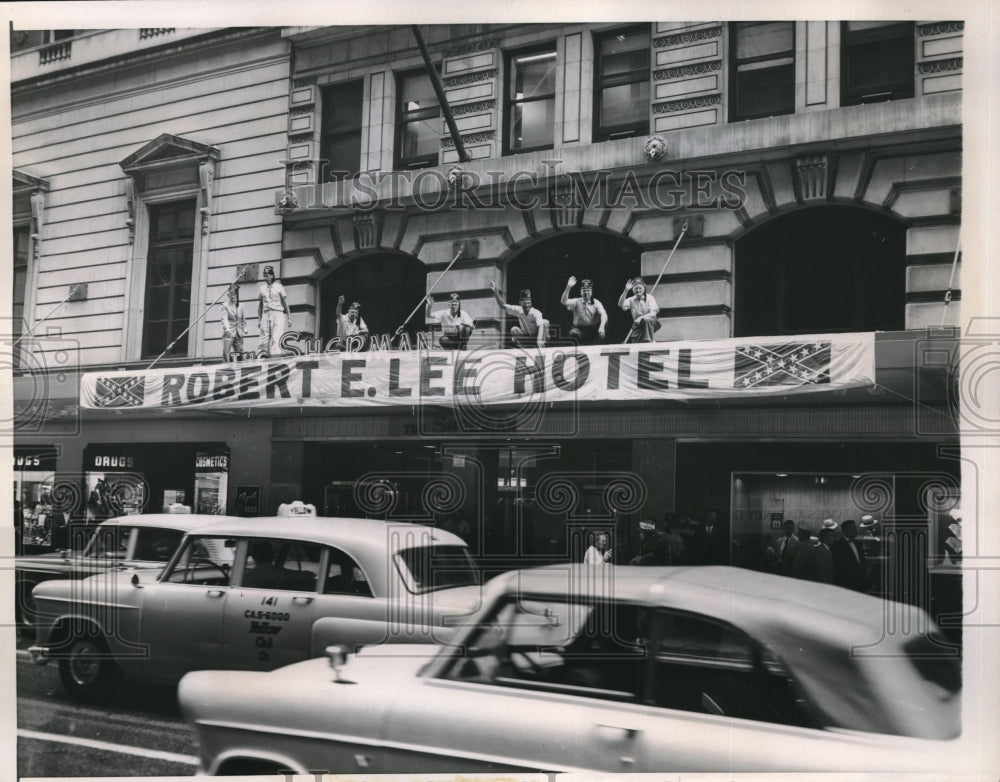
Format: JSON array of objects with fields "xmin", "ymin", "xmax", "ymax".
[{"xmin": 57, "ymin": 631, "xmax": 121, "ymax": 701}]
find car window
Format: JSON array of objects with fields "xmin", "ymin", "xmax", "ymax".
[
  {"xmin": 85, "ymin": 526, "xmax": 132, "ymax": 559},
  {"xmin": 239, "ymin": 538, "xmax": 321, "ymax": 592},
  {"xmin": 164, "ymin": 536, "xmax": 236, "ymax": 585},
  {"xmin": 442, "ymin": 597, "xmax": 646, "ymax": 703},
  {"xmin": 323, "ymin": 546, "xmax": 372, "ymax": 597},
  {"xmin": 132, "ymin": 528, "xmax": 184, "ymax": 562},
  {"xmin": 394, "ymin": 544, "xmax": 480, "ymax": 594},
  {"xmin": 647, "ymin": 609, "xmax": 814, "ymax": 728}
]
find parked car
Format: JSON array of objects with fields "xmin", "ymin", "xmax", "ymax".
[
  {"xmin": 15, "ymin": 513, "xmax": 223, "ymax": 633},
  {"xmin": 179, "ymin": 565, "xmax": 961, "ymax": 776},
  {"xmin": 28, "ymin": 516, "xmax": 482, "ymax": 700}
]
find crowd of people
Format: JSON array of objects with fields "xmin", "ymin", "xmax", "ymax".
[
  {"xmin": 222, "ymin": 270, "xmax": 665, "ymax": 361},
  {"xmin": 583, "ymin": 511, "xmax": 732, "ymax": 569}
]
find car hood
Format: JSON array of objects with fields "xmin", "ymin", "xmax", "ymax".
[{"xmin": 32, "ymin": 565, "xmax": 157, "ymax": 600}]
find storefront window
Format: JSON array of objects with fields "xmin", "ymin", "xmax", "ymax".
[{"xmin": 14, "ymin": 448, "xmax": 58, "ymax": 551}]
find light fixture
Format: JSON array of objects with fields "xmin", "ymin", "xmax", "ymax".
[{"xmin": 776, "ymin": 473, "xmax": 788, "ymax": 478}]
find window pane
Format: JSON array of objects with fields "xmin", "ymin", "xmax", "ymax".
[
  {"xmin": 323, "ymin": 80, "xmax": 364, "ymax": 132},
  {"xmin": 734, "ymin": 63, "xmax": 795, "ymax": 118},
  {"xmin": 512, "ymin": 52, "xmax": 556, "ymax": 98},
  {"xmin": 736, "ymin": 22, "xmax": 794, "ymax": 60},
  {"xmin": 401, "ymin": 72, "xmax": 438, "ymax": 115},
  {"xmin": 509, "ymin": 98, "xmax": 554, "ymax": 150},
  {"xmin": 599, "ymin": 28, "xmax": 650, "ymax": 62},
  {"xmin": 600, "ymin": 82, "xmax": 649, "ymax": 126},
  {"xmin": 323, "ymin": 132, "xmax": 363, "ymax": 180},
  {"xmin": 402, "ymin": 118, "xmax": 440, "ymax": 159},
  {"xmin": 322, "ymin": 80, "xmax": 364, "ymax": 180}
]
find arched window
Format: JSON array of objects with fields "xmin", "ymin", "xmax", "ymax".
[
  {"xmin": 506, "ymin": 232, "xmax": 641, "ymax": 343},
  {"xmin": 319, "ymin": 253, "xmax": 428, "ymax": 344},
  {"xmin": 734, "ymin": 207, "xmax": 906, "ymax": 337}
]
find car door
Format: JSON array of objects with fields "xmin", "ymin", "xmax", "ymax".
[
  {"xmin": 139, "ymin": 534, "xmax": 236, "ymax": 682},
  {"xmin": 221, "ymin": 537, "xmax": 323, "ymax": 671},
  {"xmin": 380, "ymin": 596, "xmax": 655, "ymax": 773}
]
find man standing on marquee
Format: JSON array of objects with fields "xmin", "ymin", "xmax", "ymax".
[
  {"xmin": 336, "ymin": 295, "xmax": 370, "ymax": 350},
  {"xmin": 425, "ymin": 292, "xmax": 475, "ymax": 349},
  {"xmin": 560, "ymin": 276, "xmax": 607, "ymax": 345},
  {"xmin": 618, "ymin": 277, "xmax": 660, "ymax": 343},
  {"xmin": 490, "ymin": 281, "xmax": 548, "ymax": 349},
  {"xmin": 257, "ymin": 265, "xmax": 291, "ymax": 357},
  {"xmin": 220, "ymin": 283, "xmax": 246, "ymax": 361}
]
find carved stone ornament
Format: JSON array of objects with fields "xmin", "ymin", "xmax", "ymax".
[
  {"xmin": 644, "ymin": 136, "xmax": 668, "ymax": 162},
  {"xmin": 447, "ymin": 165, "xmax": 466, "ymax": 188},
  {"xmin": 277, "ymin": 189, "xmax": 300, "ymax": 215}
]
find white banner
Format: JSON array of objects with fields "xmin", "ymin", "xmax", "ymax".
[{"xmin": 80, "ymin": 333, "xmax": 875, "ymax": 411}]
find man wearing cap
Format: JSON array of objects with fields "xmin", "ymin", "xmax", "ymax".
[
  {"xmin": 425, "ymin": 293, "xmax": 475, "ymax": 350},
  {"xmin": 561, "ymin": 276, "xmax": 608, "ymax": 345},
  {"xmin": 490, "ymin": 281, "xmax": 548, "ymax": 348},
  {"xmin": 336, "ymin": 295, "xmax": 370, "ymax": 351},
  {"xmin": 618, "ymin": 277, "xmax": 660, "ymax": 343},
  {"xmin": 630, "ymin": 519, "xmax": 669, "ymax": 565},
  {"xmin": 220, "ymin": 282, "xmax": 246, "ymax": 361},
  {"xmin": 831, "ymin": 519, "xmax": 869, "ymax": 592},
  {"xmin": 256, "ymin": 265, "xmax": 291, "ymax": 357}
]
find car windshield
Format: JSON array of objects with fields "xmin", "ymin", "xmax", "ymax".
[
  {"xmin": 395, "ymin": 544, "xmax": 480, "ymax": 593},
  {"xmin": 131, "ymin": 528, "xmax": 184, "ymax": 562}
]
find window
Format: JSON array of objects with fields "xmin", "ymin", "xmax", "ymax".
[
  {"xmin": 13, "ymin": 225, "xmax": 29, "ymax": 348},
  {"xmin": 141, "ymin": 200, "xmax": 195, "ymax": 359},
  {"xmin": 240, "ymin": 538, "xmax": 321, "ymax": 592},
  {"xmin": 320, "ymin": 80, "xmax": 364, "ymax": 181},
  {"xmin": 396, "ymin": 70, "xmax": 441, "ymax": 170},
  {"xmin": 323, "ymin": 546, "xmax": 372, "ymax": 596},
  {"xmin": 594, "ymin": 26, "xmax": 650, "ymax": 141},
  {"xmin": 394, "ymin": 544, "xmax": 480, "ymax": 594},
  {"xmin": 505, "ymin": 47, "xmax": 556, "ymax": 154},
  {"xmin": 841, "ymin": 21, "xmax": 914, "ymax": 106},
  {"xmin": 730, "ymin": 22, "xmax": 795, "ymax": 121},
  {"xmin": 165, "ymin": 536, "xmax": 236, "ymax": 584}
]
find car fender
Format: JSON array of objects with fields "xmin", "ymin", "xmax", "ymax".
[
  {"xmin": 210, "ymin": 748, "xmax": 307, "ymax": 777},
  {"xmin": 309, "ymin": 616, "xmax": 458, "ymax": 655}
]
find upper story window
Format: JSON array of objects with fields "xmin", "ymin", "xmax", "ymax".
[
  {"xmin": 729, "ymin": 22, "xmax": 795, "ymax": 121},
  {"xmin": 142, "ymin": 199, "xmax": 196, "ymax": 359},
  {"xmin": 10, "ymin": 29, "xmax": 76, "ymax": 53},
  {"xmin": 395, "ymin": 70, "xmax": 441, "ymax": 170},
  {"xmin": 320, "ymin": 80, "xmax": 364, "ymax": 182},
  {"xmin": 594, "ymin": 26, "xmax": 650, "ymax": 141},
  {"xmin": 841, "ymin": 21, "xmax": 915, "ymax": 106},
  {"xmin": 505, "ymin": 47, "xmax": 556, "ymax": 154}
]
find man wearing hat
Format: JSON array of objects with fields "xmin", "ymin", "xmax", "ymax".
[
  {"xmin": 831, "ymin": 519, "xmax": 870, "ymax": 592},
  {"xmin": 490, "ymin": 280, "xmax": 548, "ymax": 348},
  {"xmin": 630, "ymin": 519, "xmax": 669, "ymax": 565},
  {"xmin": 256, "ymin": 265, "xmax": 291, "ymax": 357},
  {"xmin": 561, "ymin": 276, "xmax": 608, "ymax": 345},
  {"xmin": 792, "ymin": 521, "xmax": 835, "ymax": 583},
  {"xmin": 220, "ymin": 282, "xmax": 247, "ymax": 361},
  {"xmin": 618, "ymin": 277, "xmax": 660, "ymax": 343},
  {"xmin": 425, "ymin": 292, "xmax": 475, "ymax": 350},
  {"xmin": 336, "ymin": 294, "xmax": 370, "ymax": 350}
]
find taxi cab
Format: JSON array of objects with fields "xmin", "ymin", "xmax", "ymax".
[
  {"xmin": 180, "ymin": 565, "xmax": 962, "ymax": 775},
  {"xmin": 28, "ymin": 516, "xmax": 482, "ymax": 700}
]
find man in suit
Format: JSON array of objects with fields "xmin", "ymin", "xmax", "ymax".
[
  {"xmin": 692, "ymin": 510, "xmax": 729, "ymax": 565},
  {"xmin": 792, "ymin": 523, "xmax": 835, "ymax": 584},
  {"xmin": 831, "ymin": 519, "xmax": 869, "ymax": 592},
  {"xmin": 771, "ymin": 519, "xmax": 800, "ymax": 575}
]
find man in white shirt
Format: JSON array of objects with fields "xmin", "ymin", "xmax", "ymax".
[
  {"xmin": 220, "ymin": 283, "xmax": 246, "ymax": 361},
  {"xmin": 426, "ymin": 292, "xmax": 475, "ymax": 349},
  {"xmin": 490, "ymin": 281, "xmax": 548, "ymax": 349},
  {"xmin": 561, "ymin": 276, "xmax": 607, "ymax": 345},
  {"xmin": 583, "ymin": 531, "xmax": 612, "ymax": 565},
  {"xmin": 336, "ymin": 295, "xmax": 370, "ymax": 350},
  {"xmin": 618, "ymin": 277, "xmax": 660, "ymax": 343},
  {"xmin": 257, "ymin": 266, "xmax": 291, "ymax": 357}
]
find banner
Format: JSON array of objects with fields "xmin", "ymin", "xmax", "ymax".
[{"xmin": 80, "ymin": 333, "xmax": 875, "ymax": 412}]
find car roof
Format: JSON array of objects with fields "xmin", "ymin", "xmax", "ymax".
[
  {"xmin": 182, "ymin": 515, "xmax": 468, "ymax": 550},
  {"xmin": 497, "ymin": 565, "xmax": 927, "ymax": 651},
  {"xmin": 98, "ymin": 513, "xmax": 231, "ymax": 532}
]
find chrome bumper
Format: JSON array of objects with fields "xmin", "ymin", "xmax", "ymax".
[{"xmin": 27, "ymin": 645, "xmax": 50, "ymax": 665}]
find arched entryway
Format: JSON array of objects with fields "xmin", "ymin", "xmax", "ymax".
[
  {"xmin": 734, "ymin": 206, "xmax": 907, "ymax": 337},
  {"xmin": 506, "ymin": 231, "xmax": 641, "ymax": 343},
  {"xmin": 319, "ymin": 253, "xmax": 428, "ymax": 343}
]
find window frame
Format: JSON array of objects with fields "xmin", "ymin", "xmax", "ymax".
[
  {"xmin": 320, "ymin": 79, "xmax": 365, "ymax": 182},
  {"xmin": 840, "ymin": 21, "xmax": 915, "ymax": 106},
  {"xmin": 728, "ymin": 21, "xmax": 796, "ymax": 122},
  {"xmin": 593, "ymin": 24, "xmax": 652, "ymax": 142},
  {"xmin": 394, "ymin": 68, "xmax": 442, "ymax": 171},
  {"xmin": 503, "ymin": 44, "xmax": 558, "ymax": 155}
]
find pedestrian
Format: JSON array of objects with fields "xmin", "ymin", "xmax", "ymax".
[
  {"xmin": 770, "ymin": 519, "xmax": 800, "ymax": 575},
  {"xmin": 690, "ymin": 510, "xmax": 728, "ymax": 565},
  {"xmin": 831, "ymin": 519, "xmax": 870, "ymax": 592},
  {"xmin": 220, "ymin": 283, "xmax": 246, "ymax": 361},
  {"xmin": 491, "ymin": 281, "xmax": 548, "ymax": 348},
  {"xmin": 629, "ymin": 519, "xmax": 669, "ymax": 565},
  {"xmin": 618, "ymin": 277, "xmax": 660, "ymax": 343},
  {"xmin": 661, "ymin": 512, "xmax": 686, "ymax": 563},
  {"xmin": 560, "ymin": 276, "xmax": 607, "ymax": 345},
  {"xmin": 336, "ymin": 295, "xmax": 370, "ymax": 350},
  {"xmin": 792, "ymin": 521, "xmax": 835, "ymax": 584},
  {"xmin": 257, "ymin": 265, "xmax": 291, "ymax": 357},
  {"xmin": 583, "ymin": 531, "xmax": 613, "ymax": 565},
  {"xmin": 425, "ymin": 293, "xmax": 475, "ymax": 349}
]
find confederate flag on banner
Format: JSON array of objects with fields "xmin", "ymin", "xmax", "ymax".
[
  {"xmin": 733, "ymin": 342, "xmax": 832, "ymax": 388},
  {"xmin": 94, "ymin": 376, "xmax": 146, "ymax": 407}
]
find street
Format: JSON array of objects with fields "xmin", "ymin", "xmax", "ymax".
[{"xmin": 16, "ymin": 640, "xmax": 198, "ymax": 777}]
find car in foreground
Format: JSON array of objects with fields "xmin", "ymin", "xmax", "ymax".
[
  {"xmin": 179, "ymin": 565, "xmax": 961, "ymax": 775},
  {"xmin": 28, "ymin": 516, "xmax": 482, "ymax": 700},
  {"xmin": 15, "ymin": 513, "xmax": 223, "ymax": 633}
]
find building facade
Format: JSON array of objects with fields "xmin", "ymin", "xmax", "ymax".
[{"xmin": 11, "ymin": 22, "xmax": 963, "ymax": 618}]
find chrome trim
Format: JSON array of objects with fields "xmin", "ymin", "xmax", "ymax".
[{"xmin": 27, "ymin": 646, "xmax": 50, "ymax": 665}]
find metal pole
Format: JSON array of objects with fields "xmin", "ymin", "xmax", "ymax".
[
  {"xmin": 412, "ymin": 26, "xmax": 469, "ymax": 163},
  {"xmin": 394, "ymin": 241, "xmax": 466, "ymax": 338},
  {"xmin": 938, "ymin": 232, "xmax": 961, "ymax": 327},
  {"xmin": 10, "ymin": 293, "xmax": 73, "ymax": 348},
  {"xmin": 650, "ymin": 220, "xmax": 688, "ymax": 296}
]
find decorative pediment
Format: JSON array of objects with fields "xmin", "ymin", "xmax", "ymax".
[
  {"xmin": 13, "ymin": 169, "xmax": 50, "ymax": 195},
  {"xmin": 119, "ymin": 133, "xmax": 219, "ymax": 174},
  {"xmin": 13, "ymin": 169, "xmax": 49, "ymax": 257}
]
